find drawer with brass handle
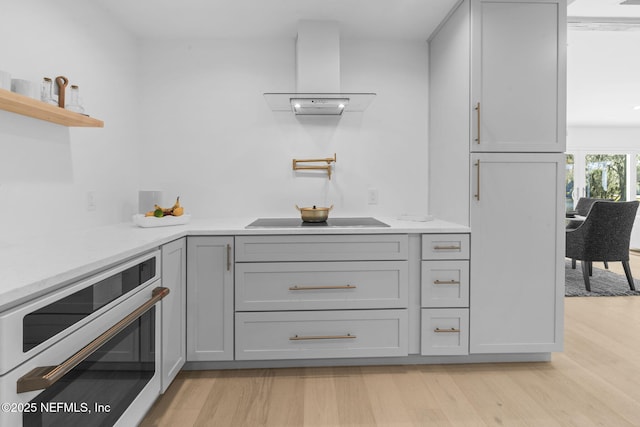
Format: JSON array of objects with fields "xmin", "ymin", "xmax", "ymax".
[
  {"xmin": 421, "ymin": 260, "xmax": 469, "ymax": 308},
  {"xmin": 422, "ymin": 234, "xmax": 470, "ymax": 260},
  {"xmin": 235, "ymin": 261, "xmax": 408, "ymax": 311},
  {"xmin": 235, "ymin": 234, "xmax": 408, "ymax": 262},
  {"xmin": 421, "ymin": 308, "xmax": 469, "ymax": 356},
  {"xmin": 235, "ymin": 310, "xmax": 408, "ymax": 360}
]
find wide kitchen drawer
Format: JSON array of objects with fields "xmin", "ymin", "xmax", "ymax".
[
  {"xmin": 421, "ymin": 260, "xmax": 469, "ymax": 308},
  {"xmin": 422, "ymin": 234, "xmax": 470, "ymax": 260},
  {"xmin": 235, "ymin": 310, "xmax": 408, "ymax": 360},
  {"xmin": 236, "ymin": 261, "xmax": 408, "ymax": 311},
  {"xmin": 421, "ymin": 308, "xmax": 469, "ymax": 356},
  {"xmin": 235, "ymin": 234, "xmax": 408, "ymax": 262}
]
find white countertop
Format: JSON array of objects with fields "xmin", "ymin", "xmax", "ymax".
[{"xmin": 0, "ymin": 216, "xmax": 468, "ymax": 312}]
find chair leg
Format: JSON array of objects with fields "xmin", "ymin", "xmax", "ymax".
[
  {"xmin": 588, "ymin": 261, "xmax": 593, "ymax": 276},
  {"xmin": 604, "ymin": 261, "xmax": 609, "ymax": 269},
  {"xmin": 622, "ymin": 261, "xmax": 636, "ymax": 291},
  {"xmin": 572, "ymin": 258, "xmax": 576, "ymax": 269},
  {"xmin": 581, "ymin": 261, "xmax": 591, "ymax": 292}
]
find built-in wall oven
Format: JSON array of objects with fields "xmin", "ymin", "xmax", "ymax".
[{"xmin": 0, "ymin": 250, "xmax": 167, "ymax": 427}]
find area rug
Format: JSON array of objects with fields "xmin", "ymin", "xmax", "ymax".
[{"xmin": 565, "ymin": 259, "xmax": 640, "ymax": 297}]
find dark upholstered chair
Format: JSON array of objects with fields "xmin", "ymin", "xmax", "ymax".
[
  {"xmin": 566, "ymin": 197, "xmax": 608, "ymax": 230},
  {"xmin": 566, "ymin": 200, "xmax": 639, "ymax": 291},
  {"xmin": 567, "ymin": 198, "xmax": 612, "ymax": 269}
]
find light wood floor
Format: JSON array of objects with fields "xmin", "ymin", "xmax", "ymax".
[{"xmin": 140, "ymin": 254, "xmax": 640, "ymax": 427}]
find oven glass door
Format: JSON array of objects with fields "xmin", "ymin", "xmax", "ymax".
[
  {"xmin": 21, "ymin": 304, "xmax": 159, "ymax": 427},
  {"xmin": 23, "ymin": 257, "xmax": 156, "ymax": 352}
]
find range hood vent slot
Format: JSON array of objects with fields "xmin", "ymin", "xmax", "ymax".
[
  {"xmin": 264, "ymin": 20, "xmax": 376, "ymax": 115},
  {"xmin": 264, "ymin": 93, "xmax": 375, "ymax": 115}
]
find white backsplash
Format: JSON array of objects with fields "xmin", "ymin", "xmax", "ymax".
[
  {"xmin": 0, "ymin": 0, "xmax": 141, "ymax": 241},
  {"xmin": 0, "ymin": 0, "xmax": 430, "ymax": 242},
  {"xmin": 137, "ymin": 38, "xmax": 430, "ymax": 220}
]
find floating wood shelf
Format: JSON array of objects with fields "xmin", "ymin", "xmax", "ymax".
[{"xmin": 0, "ymin": 88, "xmax": 104, "ymax": 128}]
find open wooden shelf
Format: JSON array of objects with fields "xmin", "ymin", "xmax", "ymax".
[{"xmin": 0, "ymin": 88, "xmax": 104, "ymax": 127}]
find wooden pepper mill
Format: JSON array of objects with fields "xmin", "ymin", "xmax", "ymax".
[{"xmin": 55, "ymin": 76, "xmax": 68, "ymax": 108}]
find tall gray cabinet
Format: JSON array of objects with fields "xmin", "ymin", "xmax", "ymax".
[{"xmin": 429, "ymin": 0, "xmax": 566, "ymax": 354}]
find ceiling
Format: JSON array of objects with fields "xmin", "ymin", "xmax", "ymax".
[
  {"xmin": 568, "ymin": 0, "xmax": 640, "ymax": 19},
  {"xmin": 568, "ymin": 0, "xmax": 640, "ymax": 126},
  {"xmin": 92, "ymin": 0, "xmax": 459, "ymax": 40},
  {"xmin": 92, "ymin": 0, "xmax": 640, "ymax": 126},
  {"xmin": 92, "ymin": 0, "xmax": 640, "ymax": 41}
]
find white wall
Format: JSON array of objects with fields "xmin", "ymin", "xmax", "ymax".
[
  {"xmin": 1, "ymin": 1, "xmax": 430, "ymax": 241},
  {"xmin": 567, "ymin": 126, "xmax": 640, "ymax": 151},
  {"xmin": 138, "ymin": 38, "xmax": 430, "ymax": 219},
  {"xmin": 0, "ymin": 0, "xmax": 140, "ymax": 241},
  {"xmin": 567, "ymin": 29, "xmax": 640, "ymax": 127}
]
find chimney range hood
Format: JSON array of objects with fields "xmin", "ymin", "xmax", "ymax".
[{"xmin": 264, "ymin": 20, "xmax": 376, "ymax": 115}]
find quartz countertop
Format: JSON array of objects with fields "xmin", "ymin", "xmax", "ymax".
[{"xmin": 0, "ymin": 216, "xmax": 468, "ymax": 312}]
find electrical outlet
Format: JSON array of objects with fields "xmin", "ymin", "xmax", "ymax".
[
  {"xmin": 367, "ymin": 188, "xmax": 379, "ymax": 205},
  {"xmin": 87, "ymin": 191, "xmax": 96, "ymax": 211}
]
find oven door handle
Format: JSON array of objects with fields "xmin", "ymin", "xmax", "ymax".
[{"xmin": 16, "ymin": 286, "xmax": 169, "ymax": 394}]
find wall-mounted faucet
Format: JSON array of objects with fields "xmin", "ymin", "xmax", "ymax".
[{"xmin": 292, "ymin": 153, "xmax": 336, "ymax": 180}]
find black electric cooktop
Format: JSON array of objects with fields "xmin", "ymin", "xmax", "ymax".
[{"xmin": 245, "ymin": 217, "xmax": 390, "ymax": 228}]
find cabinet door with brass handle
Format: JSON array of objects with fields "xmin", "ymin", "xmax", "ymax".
[
  {"xmin": 186, "ymin": 236, "xmax": 234, "ymax": 362},
  {"xmin": 470, "ymin": 0, "xmax": 565, "ymax": 152},
  {"xmin": 470, "ymin": 153, "xmax": 564, "ymax": 354}
]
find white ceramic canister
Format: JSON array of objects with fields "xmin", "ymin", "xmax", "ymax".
[
  {"xmin": 138, "ymin": 190, "xmax": 163, "ymax": 214},
  {"xmin": 0, "ymin": 70, "xmax": 11, "ymax": 90},
  {"xmin": 11, "ymin": 78, "xmax": 40, "ymax": 99}
]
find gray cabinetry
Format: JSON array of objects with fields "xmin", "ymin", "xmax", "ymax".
[
  {"xmin": 429, "ymin": 0, "xmax": 565, "ymax": 355},
  {"xmin": 186, "ymin": 236, "xmax": 234, "ymax": 361},
  {"xmin": 160, "ymin": 238, "xmax": 186, "ymax": 392},
  {"xmin": 234, "ymin": 234, "xmax": 409, "ymax": 360},
  {"xmin": 420, "ymin": 234, "xmax": 470, "ymax": 356}
]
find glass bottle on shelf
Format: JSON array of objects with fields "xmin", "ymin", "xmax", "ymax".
[
  {"xmin": 41, "ymin": 77, "xmax": 57, "ymax": 105},
  {"xmin": 65, "ymin": 84, "xmax": 85, "ymax": 113}
]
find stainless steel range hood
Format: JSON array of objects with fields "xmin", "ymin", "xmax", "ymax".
[
  {"xmin": 264, "ymin": 20, "xmax": 376, "ymax": 115},
  {"xmin": 264, "ymin": 93, "xmax": 376, "ymax": 115}
]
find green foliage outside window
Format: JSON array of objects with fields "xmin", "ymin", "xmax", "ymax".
[
  {"xmin": 585, "ymin": 154, "xmax": 626, "ymax": 201},
  {"xmin": 566, "ymin": 155, "xmax": 574, "ymax": 210}
]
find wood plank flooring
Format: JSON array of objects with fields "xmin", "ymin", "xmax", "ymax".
[{"xmin": 140, "ymin": 254, "xmax": 640, "ymax": 427}]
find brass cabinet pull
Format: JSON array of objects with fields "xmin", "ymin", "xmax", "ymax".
[
  {"xmin": 474, "ymin": 102, "xmax": 480, "ymax": 144},
  {"xmin": 474, "ymin": 159, "xmax": 481, "ymax": 200},
  {"xmin": 433, "ymin": 280, "xmax": 461, "ymax": 285},
  {"xmin": 434, "ymin": 327, "xmax": 461, "ymax": 333},
  {"xmin": 290, "ymin": 334, "xmax": 356, "ymax": 341},
  {"xmin": 17, "ymin": 286, "xmax": 170, "ymax": 394},
  {"xmin": 226, "ymin": 244, "xmax": 231, "ymax": 271},
  {"xmin": 289, "ymin": 285, "xmax": 356, "ymax": 291},
  {"xmin": 433, "ymin": 245, "xmax": 461, "ymax": 251}
]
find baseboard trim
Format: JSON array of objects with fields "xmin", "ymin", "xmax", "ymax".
[{"xmin": 183, "ymin": 353, "xmax": 553, "ymax": 371}]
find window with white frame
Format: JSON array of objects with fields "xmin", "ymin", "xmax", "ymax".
[{"xmin": 566, "ymin": 151, "xmax": 637, "ymax": 210}]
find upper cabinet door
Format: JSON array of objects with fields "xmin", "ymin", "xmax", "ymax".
[{"xmin": 471, "ymin": 0, "xmax": 566, "ymax": 152}]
